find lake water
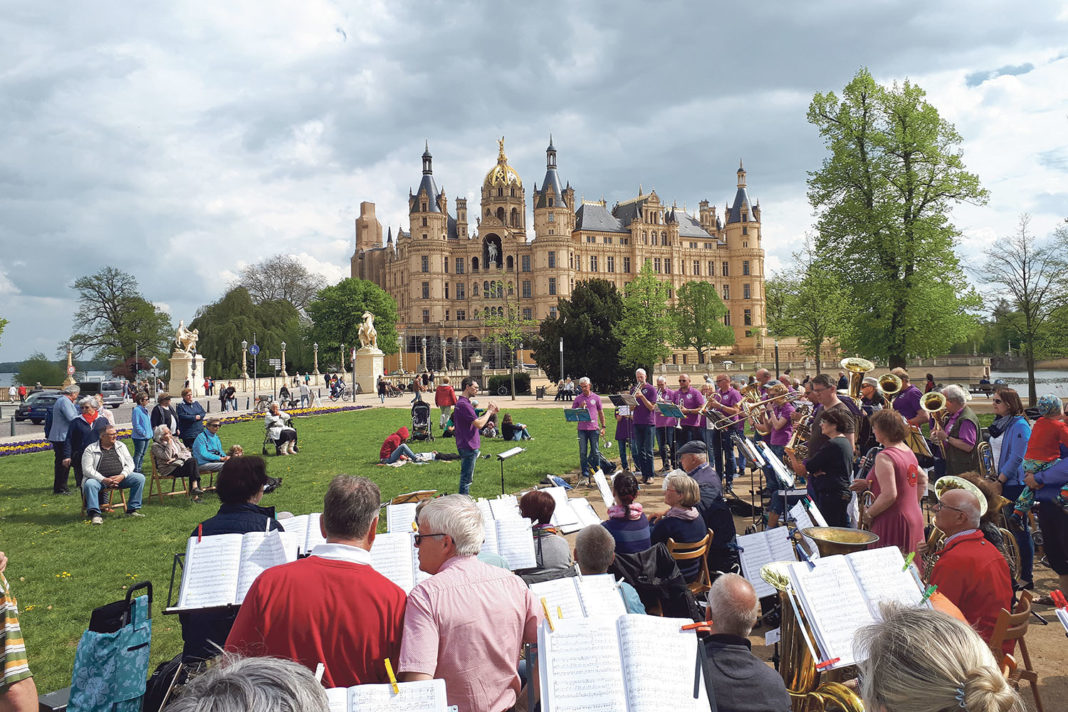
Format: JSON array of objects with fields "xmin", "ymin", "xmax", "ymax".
[
  {"xmin": 0, "ymin": 371, "xmax": 113, "ymax": 388},
  {"xmin": 990, "ymin": 370, "xmax": 1068, "ymax": 398}
]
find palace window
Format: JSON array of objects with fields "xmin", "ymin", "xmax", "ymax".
[
  {"xmin": 472, "ymin": 282, "xmax": 479, "ymax": 296},
  {"xmin": 422, "ymin": 309, "xmax": 430, "ymax": 324},
  {"xmin": 548, "ymin": 251, "xmax": 556, "ymax": 268},
  {"xmin": 623, "ymin": 257, "xmax": 631, "ymax": 273},
  {"xmin": 548, "ymin": 212, "xmax": 554, "ymax": 223},
  {"xmin": 549, "ymin": 306, "xmax": 557, "ymax": 318},
  {"xmin": 522, "ymin": 280, "xmax": 531, "ymax": 298},
  {"xmin": 708, "ymin": 261, "xmax": 715, "ymax": 276},
  {"xmin": 721, "ymin": 261, "xmax": 729, "ymax": 277},
  {"xmin": 421, "ymin": 233, "xmax": 427, "ymax": 240},
  {"xmin": 444, "ymin": 283, "xmax": 449, "ymax": 299},
  {"xmin": 693, "ymin": 260, "xmax": 700, "ymax": 276},
  {"xmin": 590, "ymin": 256, "xmax": 598, "ymax": 272},
  {"xmin": 456, "ymin": 257, "xmax": 464, "ymax": 274},
  {"xmin": 483, "ymin": 280, "xmax": 490, "ymax": 296},
  {"xmin": 587, "ymin": 235, "xmax": 596, "ymax": 243},
  {"xmin": 522, "ymin": 255, "xmax": 531, "ymax": 272},
  {"xmin": 443, "ymin": 256, "xmax": 449, "ymax": 273},
  {"xmin": 621, "ymin": 237, "xmax": 629, "ymax": 245},
  {"xmin": 445, "ymin": 309, "xmax": 450, "ymax": 321},
  {"xmin": 743, "ymin": 283, "xmax": 751, "ymax": 299},
  {"xmin": 523, "ymin": 307, "xmax": 532, "ymax": 320},
  {"xmin": 607, "ymin": 256, "xmax": 615, "ymax": 272},
  {"xmin": 548, "ymin": 197, "xmax": 554, "ymax": 207},
  {"xmin": 664, "ymin": 258, "xmax": 671, "ymax": 274},
  {"xmin": 472, "ymin": 257, "xmax": 479, "ymax": 272},
  {"xmin": 421, "ymin": 282, "xmax": 430, "ymax": 299},
  {"xmin": 421, "ymin": 217, "xmax": 427, "ymax": 227},
  {"xmin": 422, "ymin": 202, "xmax": 427, "ymax": 211},
  {"xmin": 421, "ymin": 256, "xmax": 429, "ymax": 273},
  {"xmin": 456, "ymin": 282, "xmax": 465, "ymax": 299},
  {"xmin": 549, "ymin": 277, "xmax": 557, "ymax": 296},
  {"xmin": 744, "ymin": 308, "xmax": 752, "ymax": 326},
  {"xmin": 722, "ymin": 284, "xmax": 730, "ymax": 300},
  {"xmin": 605, "ymin": 236, "xmax": 612, "ymax": 244},
  {"xmin": 650, "ymin": 233, "xmax": 658, "ymax": 246},
  {"xmin": 457, "ymin": 309, "xmax": 466, "ymax": 321},
  {"xmin": 724, "ymin": 312, "xmax": 731, "ymax": 326},
  {"xmin": 653, "ymin": 258, "xmax": 661, "ymax": 273},
  {"xmin": 743, "ymin": 260, "xmax": 750, "ymax": 276}
]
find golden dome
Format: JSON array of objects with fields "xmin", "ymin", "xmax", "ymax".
[{"xmin": 483, "ymin": 137, "xmax": 522, "ymax": 188}]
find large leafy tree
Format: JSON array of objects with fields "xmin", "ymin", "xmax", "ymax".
[
  {"xmin": 976, "ymin": 215, "xmax": 1068, "ymax": 405},
  {"xmin": 771, "ymin": 247, "xmax": 853, "ymax": 373},
  {"xmin": 484, "ymin": 305, "xmax": 539, "ymax": 401},
  {"xmin": 235, "ymin": 254, "xmax": 327, "ymax": 311},
  {"xmin": 16, "ymin": 352, "xmax": 67, "ymax": 387},
  {"xmin": 67, "ymin": 267, "xmax": 173, "ymax": 373},
  {"xmin": 614, "ymin": 261, "xmax": 672, "ymax": 371},
  {"xmin": 807, "ymin": 68, "xmax": 987, "ymax": 366},
  {"xmin": 530, "ymin": 279, "xmax": 630, "ymax": 391},
  {"xmin": 190, "ymin": 287, "xmax": 309, "ymax": 378},
  {"xmin": 306, "ymin": 279, "xmax": 398, "ymax": 364},
  {"xmin": 670, "ymin": 281, "xmax": 734, "ymax": 364}
]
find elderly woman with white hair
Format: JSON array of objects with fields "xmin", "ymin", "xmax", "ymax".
[
  {"xmin": 855, "ymin": 603, "xmax": 1024, "ymax": 712},
  {"xmin": 266, "ymin": 402, "xmax": 298, "ymax": 455},
  {"xmin": 150, "ymin": 424, "xmax": 203, "ymax": 497},
  {"xmin": 929, "ymin": 384, "xmax": 981, "ymax": 477},
  {"xmin": 163, "ymin": 655, "xmax": 330, "ymax": 712}
]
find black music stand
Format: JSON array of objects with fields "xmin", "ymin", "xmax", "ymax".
[{"xmin": 497, "ymin": 446, "xmax": 524, "ymax": 495}]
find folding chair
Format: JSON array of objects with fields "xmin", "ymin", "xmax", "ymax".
[
  {"xmin": 80, "ymin": 485, "xmax": 128, "ymax": 516},
  {"xmin": 666, "ymin": 528, "xmax": 714, "ymax": 598},
  {"xmin": 149, "ymin": 455, "xmax": 189, "ymax": 505},
  {"xmin": 989, "ymin": 590, "xmax": 1043, "ymax": 712}
]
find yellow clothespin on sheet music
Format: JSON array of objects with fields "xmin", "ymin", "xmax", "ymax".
[
  {"xmin": 540, "ymin": 597, "xmax": 555, "ymax": 632},
  {"xmin": 557, "ymin": 606, "xmax": 564, "ymax": 619},
  {"xmin": 412, "ymin": 521, "xmax": 418, "ymax": 532},
  {"xmin": 384, "ymin": 658, "xmax": 399, "ymax": 694}
]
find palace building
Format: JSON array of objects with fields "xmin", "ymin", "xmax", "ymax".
[{"xmin": 351, "ymin": 138, "xmax": 768, "ymax": 370}]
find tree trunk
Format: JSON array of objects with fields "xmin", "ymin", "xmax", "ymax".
[
  {"xmin": 510, "ymin": 363, "xmax": 516, "ymax": 401},
  {"xmin": 1025, "ymin": 344, "xmax": 1037, "ymax": 408}
]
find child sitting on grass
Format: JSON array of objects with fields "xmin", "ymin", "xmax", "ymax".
[{"xmin": 1010, "ymin": 394, "xmax": 1068, "ymax": 526}]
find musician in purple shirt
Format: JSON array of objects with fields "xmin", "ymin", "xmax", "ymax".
[
  {"xmin": 453, "ymin": 377, "xmax": 498, "ymax": 495},
  {"xmin": 676, "ymin": 374, "xmax": 706, "ymax": 452},
  {"xmin": 890, "ymin": 368, "xmax": 928, "ymax": 428},
  {"xmin": 630, "ymin": 369, "xmax": 659, "ymax": 484},
  {"xmin": 704, "ymin": 374, "xmax": 743, "ymax": 492},
  {"xmin": 572, "ymin": 377, "xmax": 606, "ymax": 481},
  {"xmin": 654, "ymin": 376, "xmax": 677, "ymax": 472}
]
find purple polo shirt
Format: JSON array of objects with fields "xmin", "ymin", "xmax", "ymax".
[
  {"xmin": 676, "ymin": 387, "xmax": 706, "ymax": 428},
  {"xmin": 894, "ymin": 384, "xmax": 923, "ymax": 421},
  {"xmin": 632, "ymin": 382, "xmax": 658, "ymax": 426},
  {"xmin": 654, "ymin": 387, "xmax": 677, "ymax": 428},
  {"xmin": 716, "ymin": 387, "xmax": 744, "ymax": 428},
  {"xmin": 768, "ymin": 401, "xmax": 795, "ymax": 446},
  {"xmin": 572, "ymin": 391, "xmax": 603, "ymax": 431},
  {"xmin": 453, "ymin": 396, "xmax": 480, "ymax": 451},
  {"xmin": 944, "ymin": 409, "xmax": 977, "ymax": 448}
]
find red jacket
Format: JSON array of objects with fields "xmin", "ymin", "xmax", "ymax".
[
  {"xmin": 435, "ymin": 385, "xmax": 456, "ymax": 407},
  {"xmin": 380, "ymin": 427, "xmax": 409, "ymax": 460},
  {"xmin": 930, "ymin": 529, "xmax": 1013, "ymax": 653}
]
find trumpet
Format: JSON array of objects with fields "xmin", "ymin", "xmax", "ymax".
[{"xmin": 921, "ymin": 391, "xmax": 948, "ymax": 458}]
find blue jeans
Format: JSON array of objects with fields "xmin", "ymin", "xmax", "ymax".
[
  {"xmin": 132, "ymin": 438, "xmax": 151, "ymax": 473},
  {"xmin": 578, "ymin": 430, "xmax": 600, "ymax": 478},
  {"xmin": 83, "ymin": 473, "xmax": 145, "ymax": 515},
  {"xmin": 458, "ymin": 447, "xmax": 479, "ymax": 495},
  {"xmin": 656, "ymin": 426, "xmax": 676, "ymax": 470},
  {"xmin": 617, "ymin": 438, "xmax": 630, "ymax": 471},
  {"xmin": 709, "ymin": 427, "xmax": 737, "ymax": 484},
  {"xmin": 631, "ymin": 424, "xmax": 655, "ymax": 481},
  {"xmin": 383, "ymin": 443, "xmax": 416, "ymax": 464}
]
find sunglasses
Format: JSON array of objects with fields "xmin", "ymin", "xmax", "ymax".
[
  {"xmin": 413, "ymin": 533, "xmax": 446, "ymax": 546},
  {"xmin": 992, "ymin": 398, "xmax": 1002, "ymax": 404}
]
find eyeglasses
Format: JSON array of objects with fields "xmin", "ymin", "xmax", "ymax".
[
  {"xmin": 933, "ymin": 502, "xmax": 965, "ymax": 514},
  {"xmin": 992, "ymin": 398, "xmax": 1002, "ymax": 404},
  {"xmin": 413, "ymin": 533, "xmax": 447, "ymax": 546}
]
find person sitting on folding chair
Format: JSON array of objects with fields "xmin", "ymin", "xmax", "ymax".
[
  {"xmin": 151, "ymin": 425, "xmax": 203, "ymax": 499},
  {"xmin": 193, "ymin": 418, "xmax": 230, "ymax": 473},
  {"xmin": 81, "ymin": 425, "xmax": 146, "ymax": 525},
  {"xmin": 265, "ymin": 403, "xmax": 298, "ymax": 455}
]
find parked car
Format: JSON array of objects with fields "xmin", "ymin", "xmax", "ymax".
[
  {"xmin": 99, "ymin": 380, "xmax": 126, "ymax": 408},
  {"xmin": 15, "ymin": 389, "xmax": 62, "ymax": 424}
]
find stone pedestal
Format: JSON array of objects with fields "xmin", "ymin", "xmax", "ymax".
[
  {"xmin": 168, "ymin": 351, "xmax": 206, "ymax": 396},
  {"xmin": 354, "ymin": 347, "xmax": 384, "ymax": 395}
]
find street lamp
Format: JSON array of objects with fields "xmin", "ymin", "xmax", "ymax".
[
  {"xmin": 421, "ymin": 337, "xmax": 427, "ymax": 370},
  {"xmin": 241, "ymin": 340, "xmax": 249, "ymax": 379},
  {"xmin": 252, "ymin": 333, "xmax": 258, "ymax": 403},
  {"xmin": 340, "ymin": 343, "xmax": 346, "ymax": 377},
  {"xmin": 559, "ymin": 337, "xmax": 564, "ymax": 382},
  {"xmin": 313, "ymin": 342, "xmax": 320, "ymax": 375},
  {"xmin": 280, "ymin": 341, "xmax": 287, "ymax": 378},
  {"xmin": 774, "ymin": 338, "xmax": 780, "ymax": 380}
]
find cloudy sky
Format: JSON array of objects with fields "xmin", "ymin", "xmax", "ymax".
[{"xmin": 1, "ymin": 0, "xmax": 1065, "ymax": 363}]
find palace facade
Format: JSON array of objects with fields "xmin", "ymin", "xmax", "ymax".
[{"xmin": 351, "ymin": 138, "xmax": 768, "ymax": 370}]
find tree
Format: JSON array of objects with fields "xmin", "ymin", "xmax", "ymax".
[
  {"xmin": 306, "ymin": 279, "xmax": 398, "ymax": 366},
  {"xmin": 976, "ymin": 215, "xmax": 1067, "ymax": 406},
  {"xmin": 807, "ymin": 68, "xmax": 987, "ymax": 366},
  {"xmin": 68, "ymin": 267, "xmax": 173, "ymax": 372},
  {"xmin": 670, "ymin": 281, "xmax": 734, "ymax": 363},
  {"xmin": 0, "ymin": 317, "xmax": 7, "ymax": 349},
  {"xmin": 484, "ymin": 305, "xmax": 538, "ymax": 400},
  {"xmin": 235, "ymin": 254, "xmax": 327, "ymax": 311},
  {"xmin": 16, "ymin": 352, "xmax": 66, "ymax": 387},
  {"xmin": 530, "ymin": 279, "xmax": 630, "ymax": 391},
  {"xmin": 772, "ymin": 247, "xmax": 852, "ymax": 373},
  {"xmin": 614, "ymin": 261, "xmax": 673, "ymax": 371},
  {"xmin": 190, "ymin": 288, "xmax": 308, "ymax": 378},
  {"xmin": 764, "ymin": 274, "xmax": 795, "ymax": 339}
]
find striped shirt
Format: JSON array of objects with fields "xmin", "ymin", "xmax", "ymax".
[{"xmin": 2, "ymin": 574, "xmax": 32, "ymax": 690}]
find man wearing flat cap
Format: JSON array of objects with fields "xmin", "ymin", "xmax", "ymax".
[{"xmin": 677, "ymin": 439, "xmax": 737, "ymax": 571}]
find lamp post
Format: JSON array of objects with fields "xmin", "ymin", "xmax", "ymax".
[
  {"xmin": 280, "ymin": 341, "xmax": 288, "ymax": 378},
  {"xmin": 64, "ymin": 341, "xmax": 75, "ymax": 387},
  {"xmin": 241, "ymin": 340, "xmax": 249, "ymax": 379},
  {"xmin": 252, "ymin": 334, "xmax": 258, "ymax": 404},
  {"xmin": 340, "ymin": 343, "xmax": 346, "ymax": 379},
  {"xmin": 774, "ymin": 338, "xmax": 780, "ymax": 380},
  {"xmin": 398, "ymin": 334, "xmax": 404, "ymax": 373},
  {"xmin": 440, "ymin": 338, "xmax": 447, "ymax": 372},
  {"xmin": 313, "ymin": 343, "xmax": 320, "ymax": 375},
  {"xmin": 558, "ymin": 337, "xmax": 564, "ymax": 382},
  {"xmin": 421, "ymin": 337, "xmax": 427, "ymax": 371}
]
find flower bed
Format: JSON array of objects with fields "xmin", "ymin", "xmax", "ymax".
[{"xmin": 0, "ymin": 403, "xmax": 371, "ymax": 458}]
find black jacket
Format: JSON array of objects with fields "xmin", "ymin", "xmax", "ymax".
[{"xmin": 703, "ymin": 634, "xmax": 791, "ymax": 712}]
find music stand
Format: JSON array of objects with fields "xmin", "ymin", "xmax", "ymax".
[
  {"xmin": 564, "ymin": 409, "xmax": 592, "ymax": 423},
  {"xmin": 497, "ymin": 446, "xmax": 525, "ymax": 495},
  {"xmin": 610, "ymin": 393, "xmax": 639, "ymax": 408},
  {"xmin": 656, "ymin": 402, "xmax": 684, "ymax": 419}
]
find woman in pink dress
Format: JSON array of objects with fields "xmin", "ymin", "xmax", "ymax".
[{"xmin": 850, "ymin": 409, "xmax": 927, "ymax": 554}]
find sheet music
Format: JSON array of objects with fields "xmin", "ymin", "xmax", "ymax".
[
  {"xmin": 530, "ymin": 577, "xmax": 585, "ymax": 621},
  {"xmin": 411, "ymin": 541, "xmax": 431, "ymax": 588},
  {"xmin": 788, "ymin": 556, "xmax": 874, "ymax": 668},
  {"xmin": 577, "ymin": 574, "xmax": 628, "ymax": 619},
  {"xmin": 234, "ymin": 531, "xmax": 299, "ymax": 602},
  {"xmin": 593, "ymin": 469, "xmax": 615, "ymax": 508},
  {"xmin": 370, "ymin": 532, "xmax": 417, "ymax": 593},
  {"xmin": 1056, "ymin": 608, "xmax": 1068, "ymax": 635},
  {"xmin": 546, "ymin": 486, "xmax": 581, "ymax": 531},
  {"xmin": 495, "ymin": 518, "xmax": 537, "ymax": 570},
  {"xmin": 286, "ymin": 513, "xmax": 327, "ymax": 554},
  {"xmin": 788, "ymin": 502, "xmax": 822, "ymax": 560},
  {"xmin": 618, "ymin": 616, "xmax": 708, "ymax": 712},
  {"xmin": 758, "ymin": 441, "xmax": 794, "ymax": 488},
  {"xmin": 568, "ymin": 498, "xmax": 603, "ymax": 529},
  {"xmin": 539, "ymin": 618, "xmax": 627, "ymax": 712},
  {"xmin": 737, "ymin": 529, "xmax": 799, "ymax": 598},
  {"xmin": 846, "ymin": 547, "xmax": 927, "ymax": 613},
  {"xmin": 176, "ymin": 535, "xmax": 243, "ymax": 609},
  {"xmin": 346, "ymin": 680, "xmax": 448, "ymax": 711},
  {"xmin": 325, "ymin": 687, "xmax": 348, "ymax": 712},
  {"xmin": 387, "ymin": 502, "xmax": 418, "ymax": 534},
  {"xmin": 489, "ymin": 495, "xmax": 521, "ymax": 520}
]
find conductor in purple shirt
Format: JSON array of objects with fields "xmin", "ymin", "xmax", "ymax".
[
  {"xmin": 630, "ymin": 368, "xmax": 659, "ymax": 484},
  {"xmin": 452, "ymin": 377, "xmax": 499, "ymax": 495}
]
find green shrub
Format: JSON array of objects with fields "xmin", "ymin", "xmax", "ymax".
[{"xmin": 487, "ymin": 372, "xmax": 530, "ymax": 395}]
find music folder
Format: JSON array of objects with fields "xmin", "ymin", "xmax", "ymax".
[
  {"xmin": 610, "ymin": 393, "xmax": 639, "ymax": 408},
  {"xmin": 564, "ymin": 409, "xmax": 592, "ymax": 422},
  {"xmin": 656, "ymin": 401, "xmax": 684, "ymax": 419}
]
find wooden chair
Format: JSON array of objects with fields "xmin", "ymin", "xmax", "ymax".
[
  {"xmin": 80, "ymin": 483, "xmax": 127, "ymax": 516},
  {"xmin": 666, "ymin": 528, "xmax": 713, "ymax": 597},
  {"xmin": 988, "ymin": 590, "xmax": 1043, "ymax": 712},
  {"xmin": 149, "ymin": 454, "xmax": 189, "ymax": 505}
]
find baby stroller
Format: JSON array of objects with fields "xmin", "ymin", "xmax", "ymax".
[{"xmin": 411, "ymin": 397, "xmax": 433, "ymax": 442}]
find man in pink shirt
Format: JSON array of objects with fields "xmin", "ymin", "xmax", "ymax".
[
  {"xmin": 572, "ymin": 376, "xmax": 606, "ymax": 482},
  {"xmin": 399, "ymin": 495, "xmax": 542, "ymax": 712}
]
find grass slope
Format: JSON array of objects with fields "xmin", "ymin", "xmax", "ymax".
[{"xmin": 0, "ymin": 406, "xmax": 585, "ymax": 692}]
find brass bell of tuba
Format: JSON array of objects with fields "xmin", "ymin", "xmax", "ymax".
[
  {"xmin": 877, "ymin": 372, "xmax": 903, "ymax": 400},
  {"xmin": 840, "ymin": 357, "xmax": 875, "ymax": 401}
]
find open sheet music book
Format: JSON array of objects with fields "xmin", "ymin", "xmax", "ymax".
[
  {"xmin": 173, "ymin": 531, "xmax": 298, "ymax": 610},
  {"xmin": 529, "ymin": 573, "xmax": 628, "ymax": 620},
  {"xmin": 538, "ymin": 615, "xmax": 709, "ymax": 712},
  {"xmin": 788, "ymin": 499, "xmax": 828, "ymax": 559},
  {"xmin": 757, "ymin": 441, "xmax": 794, "ymax": 488},
  {"xmin": 386, "ymin": 502, "xmax": 419, "ymax": 534},
  {"xmin": 736, "ymin": 529, "xmax": 799, "ymax": 598},
  {"xmin": 593, "ymin": 469, "xmax": 615, "ymax": 508},
  {"xmin": 546, "ymin": 486, "xmax": 581, "ymax": 531},
  {"xmin": 479, "ymin": 516, "xmax": 538, "ymax": 570},
  {"xmin": 283, "ymin": 513, "xmax": 328, "ymax": 555},
  {"xmin": 369, "ymin": 532, "xmax": 430, "ymax": 594},
  {"xmin": 325, "ymin": 679, "xmax": 448, "ymax": 712},
  {"xmin": 787, "ymin": 546, "xmax": 929, "ymax": 669}
]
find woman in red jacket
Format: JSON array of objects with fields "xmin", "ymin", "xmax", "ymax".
[
  {"xmin": 435, "ymin": 376, "xmax": 457, "ymax": 430},
  {"xmin": 380, "ymin": 427, "xmax": 416, "ymax": 464}
]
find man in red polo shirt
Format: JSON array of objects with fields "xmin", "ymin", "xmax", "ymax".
[{"xmin": 226, "ymin": 476, "xmax": 406, "ymax": 687}]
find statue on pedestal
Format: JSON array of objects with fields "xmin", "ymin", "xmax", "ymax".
[
  {"xmin": 358, "ymin": 311, "xmax": 378, "ymax": 350},
  {"xmin": 175, "ymin": 320, "xmax": 200, "ymax": 353}
]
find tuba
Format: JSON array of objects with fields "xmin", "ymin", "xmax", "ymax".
[
  {"xmin": 840, "ymin": 357, "xmax": 875, "ymax": 401},
  {"xmin": 878, "ymin": 373, "xmax": 903, "ymax": 400},
  {"xmin": 921, "ymin": 391, "xmax": 948, "ymax": 459}
]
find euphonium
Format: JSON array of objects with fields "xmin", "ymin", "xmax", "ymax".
[
  {"xmin": 921, "ymin": 391, "xmax": 948, "ymax": 458},
  {"xmin": 841, "ymin": 357, "xmax": 875, "ymax": 401},
  {"xmin": 878, "ymin": 372, "xmax": 903, "ymax": 400},
  {"xmin": 739, "ymin": 382, "xmax": 762, "ymax": 404}
]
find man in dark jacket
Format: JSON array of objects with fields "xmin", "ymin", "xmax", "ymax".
[
  {"xmin": 677, "ymin": 439, "xmax": 738, "ymax": 573},
  {"xmin": 703, "ymin": 574, "xmax": 790, "ymax": 712}
]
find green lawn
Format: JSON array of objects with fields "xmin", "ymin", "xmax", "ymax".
[{"xmin": 0, "ymin": 406, "xmax": 584, "ymax": 693}]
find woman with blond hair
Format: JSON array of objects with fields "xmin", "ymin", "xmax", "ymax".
[
  {"xmin": 855, "ymin": 603, "xmax": 1024, "ymax": 712},
  {"xmin": 648, "ymin": 473, "xmax": 707, "ymax": 582}
]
